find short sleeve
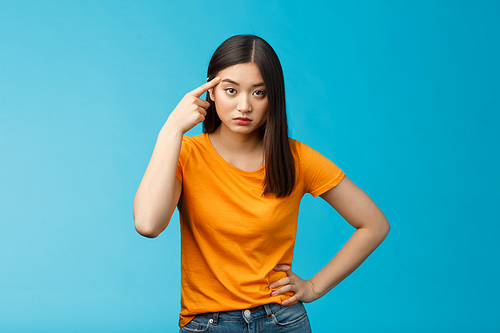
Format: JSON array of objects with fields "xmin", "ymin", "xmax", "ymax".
[
  {"xmin": 176, "ymin": 136, "xmax": 193, "ymax": 184},
  {"xmin": 295, "ymin": 141, "xmax": 345, "ymax": 197}
]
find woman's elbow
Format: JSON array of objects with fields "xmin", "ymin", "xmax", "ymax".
[
  {"xmin": 378, "ymin": 218, "xmax": 391, "ymax": 240},
  {"xmin": 134, "ymin": 216, "xmax": 166, "ymax": 238},
  {"xmin": 135, "ymin": 224, "xmax": 160, "ymax": 238}
]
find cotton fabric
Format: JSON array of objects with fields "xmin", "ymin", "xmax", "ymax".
[{"xmin": 175, "ymin": 133, "xmax": 344, "ymax": 327}]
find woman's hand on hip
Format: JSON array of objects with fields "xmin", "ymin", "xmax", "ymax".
[
  {"xmin": 269, "ymin": 265, "xmax": 319, "ymax": 306},
  {"xmin": 164, "ymin": 77, "xmax": 220, "ymax": 134}
]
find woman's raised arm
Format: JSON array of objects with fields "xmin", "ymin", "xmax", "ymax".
[{"xmin": 133, "ymin": 77, "xmax": 220, "ymax": 238}]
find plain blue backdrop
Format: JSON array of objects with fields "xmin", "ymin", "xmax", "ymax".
[{"xmin": 1, "ymin": 1, "xmax": 499, "ymax": 332}]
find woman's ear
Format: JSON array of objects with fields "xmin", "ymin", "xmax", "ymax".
[
  {"xmin": 206, "ymin": 77, "xmax": 215, "ymax": 101},
  {"xmin": 208, "ymin": 88, "xmax": 215, "ymax": 101}
]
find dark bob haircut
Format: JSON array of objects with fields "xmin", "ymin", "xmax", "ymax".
[{"xmin": 203, "ymin": 35, "xmax": 295, "ymax": 198}]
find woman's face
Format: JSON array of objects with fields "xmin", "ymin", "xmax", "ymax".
[{"xmin": 209, "ymin": 62, "xmax": 268, "ymax": 136}]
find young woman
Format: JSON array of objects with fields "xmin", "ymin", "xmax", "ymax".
[{"xmin": 133, "ymin": 35, "xmax": 390, "ymax": 332}]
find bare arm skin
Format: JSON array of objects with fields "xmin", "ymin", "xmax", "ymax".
[
  {"xmin": 270, "ymin": 176, "xmax": 390, "ymax": 305},
  {"xmin": 133, "ymin": 78, "xmax": 220, "ymax": 238}
]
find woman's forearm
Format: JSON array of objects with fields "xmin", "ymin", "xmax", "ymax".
[
  {"xmin": 310, "ymin": 219, "xmax": 390, "ymax": 299},
  {"xmin": 133, "ymin": 78, "xmax": 220, "ymax": 238},
  {"xmin": 133, "ymin": 123, "xmax": 183, "ymax": 238}
]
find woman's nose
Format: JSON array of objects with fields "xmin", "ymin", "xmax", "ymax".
[{"xmin": 237, "ymin": 95, "xmax": 252, "ymax": 113}]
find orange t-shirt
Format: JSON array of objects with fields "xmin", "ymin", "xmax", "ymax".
[{"xmin": 175, "ymin": 133, "xmax": 344, "ymax": 327}]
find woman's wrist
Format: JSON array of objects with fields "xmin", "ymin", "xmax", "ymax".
[
  {"xmin": 308, "ymin": 276, "xmax": 334, "ymax": 301},
  {"xmin": 160, "ymin": 119, "xmax": 185, "ymax": 139}
]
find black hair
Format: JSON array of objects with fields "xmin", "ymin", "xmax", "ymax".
[{"xmin": 204, "ymin": 35, "xmax": 295, "ymax": 197}]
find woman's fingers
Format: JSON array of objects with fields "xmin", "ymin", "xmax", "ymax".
[
  {"xmin": 274, "ymin": 264, "xmax": 291, "ymax": 272},
  {"xmin": 271, "ymin": 284, "xmax": 293, "ymax": 296},
  {"xmin": 197, "ymin": 106, "xmax": 208, "ymax": 116},
  {"xmin": 269, "ymin": 265, "xmax": 317, "ymax": 304},
  {"xmin": 269, "ymin": 277, "xmax": 290, "ymax": 289},
  {"xmin": 194, "ymin": 98, "xmax": 211, "ymax": 110},
  {"xmin": 281, "ymin": 295, "xmax": 298, "ymax": 306},
  {"xmin": 165, "ymin": 78, "xmax": 220, "ymax": 134},
  {"xmin": 190, "ymin": 77, "xmax": 221, "ymax": 98}
]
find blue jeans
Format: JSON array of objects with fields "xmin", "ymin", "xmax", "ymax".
[{"xmin": 179, "ymin": 301, "xmax": 312, "ymax": 332}]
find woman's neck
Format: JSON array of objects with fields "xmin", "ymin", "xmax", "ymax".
[
  {"xmin": 208, "ymin": 125, "xmax": 265, "ymax": 172},
  {"xmin": 212, "ymin": 124, "xmax": 263, "ymax": 154}
]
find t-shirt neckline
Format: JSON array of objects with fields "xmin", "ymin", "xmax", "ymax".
[{"xmin": 203, "ymin": 133, "xmax": 265, "ymax": 175}]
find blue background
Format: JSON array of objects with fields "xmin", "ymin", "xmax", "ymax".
[{"xmin": 1, "ymin": 1, "xmax": 499, "ymax": 332}]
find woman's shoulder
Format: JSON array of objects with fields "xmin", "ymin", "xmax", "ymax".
[
  {"xmin": 289, "ymin": 137, "xmax": 344, "ymax": 195},
  {"xmin": 181, "ymin": 133, "xmax": 210, "ymax": 149},
  {"xmin": 288, "ymin": 138, "xmax": 317, "ymax": 157},
  {"xmin": 179, "ymin": 133, "xmax": 210, "ymax": 161},
  {"xmin": 289, "ymin": 137, "xmax": 341, "ymax": 168},
  {"xmin": 182, "ymin": 133, "xmax": 206, "ymax": 143}
]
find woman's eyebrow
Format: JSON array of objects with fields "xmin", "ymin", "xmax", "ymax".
[{"xmin": 221, "ymin": 79, "xmax": 265, "ymax": 88}]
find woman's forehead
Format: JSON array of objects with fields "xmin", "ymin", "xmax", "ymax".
[{"xmin": 217, "ymin": 63, "xmax": 264, "ymax": 86}]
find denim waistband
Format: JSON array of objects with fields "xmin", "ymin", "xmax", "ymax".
[{"xmin": 195, "ymin": 302, "xmax": 302, "ymax": 324}]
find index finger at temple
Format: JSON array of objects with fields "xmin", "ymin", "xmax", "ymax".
[{"xmin": 190, "ymin": 77, "xmax": 221, "ymax": 97}]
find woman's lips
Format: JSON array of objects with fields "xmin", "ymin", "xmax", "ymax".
[{"xmin": 234, "ymin": 117, "xmax": 252, "ymax": 125}]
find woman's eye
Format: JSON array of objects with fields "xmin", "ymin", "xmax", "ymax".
[
  {"xmin": 225, "ymin": 88, "xmax": 236, "ymax": 94},
  {"xmin": 253, "ymin": 90, "xmax": 266, "ymax": 97}
]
